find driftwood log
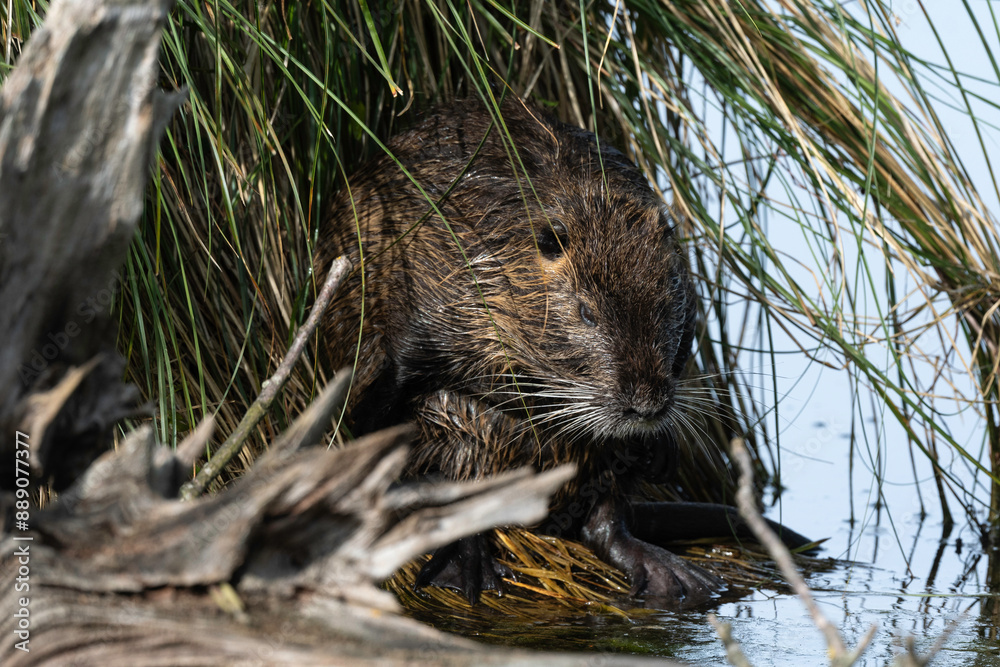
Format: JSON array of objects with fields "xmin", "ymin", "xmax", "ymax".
[
  {"xmin": 0, "ymin": 378, "xmax": 605, "ymax": 665},
  {"xmin": 0, "ymin": 0, "xmax": 687, "ymax": 664},
  {"xmin": 0, "ymin": 0, "xmax": 185, "ymax": 489}
]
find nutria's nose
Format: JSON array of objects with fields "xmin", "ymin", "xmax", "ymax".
[
  {"xmin": 622, "ymin": 400, "xmax": 670, "ymax": 423},
  {"xmin": 623, "ymin": 378, "xmax": 674, "ymax": 423}
]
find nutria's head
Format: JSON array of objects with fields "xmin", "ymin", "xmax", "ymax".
[{"xmin": 357, "ymin": 100, "xmax": 697, "ymax": 454}]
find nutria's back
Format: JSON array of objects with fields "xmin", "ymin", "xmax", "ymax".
[{"xmin": 318, "ymin": 98, "xmax": 696, "ymax": 505}]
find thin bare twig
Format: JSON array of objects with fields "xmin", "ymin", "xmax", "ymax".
[
  {"xmin": 891, "ymin": 612, "xmax": 965, "ymax": 666},
  {"xmin": 708, "ymin": 613, "xmax": 754, "ymax": 667},
  {"xmin": 729, "ymin": 438, "xmax": 877, "ymax": 667},
  {"xmin": 179, "ymin": 256, "xmax": 352, "ymax": 500}
]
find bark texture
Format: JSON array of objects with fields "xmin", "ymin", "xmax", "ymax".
[{"xmin": 0, "ymin": 0, "xmax": 184, "ymax": 487}]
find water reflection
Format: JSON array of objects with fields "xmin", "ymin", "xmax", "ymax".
[{"xmin": 399, "ymin": 415, "xmax": 1000, "ymax": 664}]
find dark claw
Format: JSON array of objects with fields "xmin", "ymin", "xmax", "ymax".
[
  {"xmin": 582, "ymin": 497, "xmax": 724, "ymax": 607},
  {"xmin": 414, "ymin": 533, "xmax": 512, "ymax": 604},
  {"xmin": 619, "ymin": 538, "xmax": 724, "ymax": 605}
]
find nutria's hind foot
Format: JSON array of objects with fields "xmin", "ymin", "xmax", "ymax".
[
  {"xmin": 414, "ymin": 533, "xmax": 513, "ymax": 605},
  {"xmin": 616, "ymin": 535, "xmax": 724, "ymax": 607},
  {"xmin": 582, "ymin": 497, "xmax": 724, "ymax": 607}
]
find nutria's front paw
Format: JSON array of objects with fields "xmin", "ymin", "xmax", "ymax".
[
  {"xmin": 414, "ymin": 533, "xmax": 512, "ymax": 604},
  {"xmin": 620, "ymin": 538, "xmax": 723, "ymax": 605}
]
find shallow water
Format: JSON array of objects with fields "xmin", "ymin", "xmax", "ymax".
[
  {"xmin": 408, "ymin": 386, "xmax": 999, "ymax": 665},
  {"xmin": 418, "ymin": 502, "xmax": 997, "ymax": 665},
  {"xmin": 420, "ymin": 551, "xmax": 997, "ymax": 665},
  {"xmin": 669, "ymin": 392, "xmax": 997, "ymax": 666}
]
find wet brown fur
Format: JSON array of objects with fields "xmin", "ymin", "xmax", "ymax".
[{"xmin": 317, "ymin": 98, "xmax": 697, "ymax": 532}]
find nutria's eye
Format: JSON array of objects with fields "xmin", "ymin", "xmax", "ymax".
[
  {"xmin": 536, "ymin": 220, "xmax": 568, "ymax": 258},
  {"xmin": 579, "ymin": 301, "xmax": 597, "ymax": 327}
]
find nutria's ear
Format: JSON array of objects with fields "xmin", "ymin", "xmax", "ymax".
[{"xmin": 500, "ymin": 98, "xmax": 562, "ymax": 153}]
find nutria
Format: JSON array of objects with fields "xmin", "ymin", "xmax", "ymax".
[{"xmin": 318, "ymin": 97, "xmax": 806, "ymax": 604}]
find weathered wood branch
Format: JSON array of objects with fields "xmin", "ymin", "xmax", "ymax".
[
  {"xmin": 0, "ymin": 0, "xmax": 184, "ymax": 489},
  {"xmin": 1, "ymin": 396, "xmax": 628, "ymax": 664},
  {"xmin": 179, "ymin": 256, "xmax": 354, "ymax": 501}
]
